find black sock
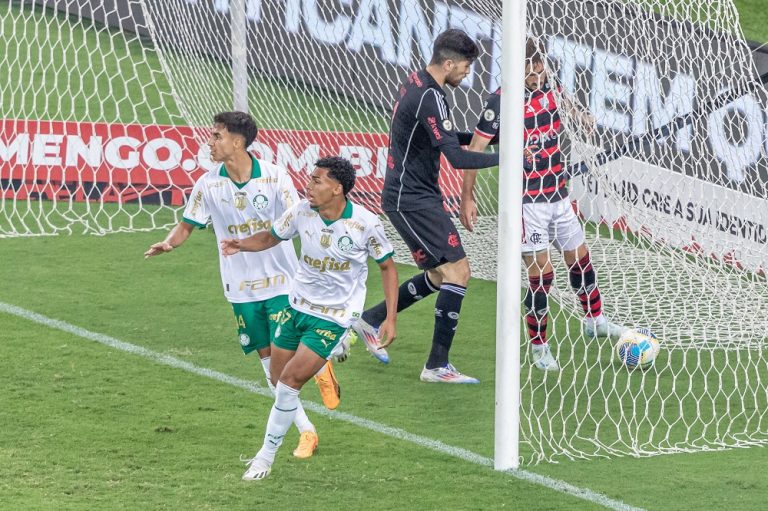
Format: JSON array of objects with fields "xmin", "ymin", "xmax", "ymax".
[
  {"xmin": 361, "ymin": 272, "xmax": 439, "ymax": 326},
  {"xmin": 426, "ymin": 283, "xmax": 466, "ymax": 369}
]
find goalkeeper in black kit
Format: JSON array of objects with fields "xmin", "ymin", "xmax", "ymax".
[
  {"xmin": 460, "ymin": 38, "xmax": 626, "ymax": 372},
  {"xmin": 352, "ymin": 29, "xmax": 498, "ymax": 383}
]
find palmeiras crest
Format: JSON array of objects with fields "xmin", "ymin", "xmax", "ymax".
[
  {"xmin": 337, "ymin": 235, "xmax": 353, "ymax": 252},
  {"xmin": 252, "ymin": 194, "xmax": 269, "ymax": 210}
]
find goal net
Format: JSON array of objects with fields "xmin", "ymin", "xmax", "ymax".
[
  {"xmin": 0, "ymin": 1, "xmax": 206, "ymax": 235},
  {"xmin": 3, "ymin": 0, "xmax": 768, "ymax": 464}
]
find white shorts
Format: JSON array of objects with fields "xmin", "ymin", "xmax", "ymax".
[{"xmin": 522, "ymin": 200, "xmax": 584, "ymax": 254}]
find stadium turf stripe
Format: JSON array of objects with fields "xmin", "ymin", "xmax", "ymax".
[{"xmin": 1, "ymin": 301, "xmax": 643, "ymax": 511}]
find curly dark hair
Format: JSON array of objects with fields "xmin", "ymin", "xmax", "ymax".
[
  {"xmin": 429, "ymin": 29, "xmax": 480, "ymax": 65},
  {"xmin": 526, "ymin": 37, "xmax": 545, "ymax": 66},
  {"xmin": 315, "ymin": 156, "xmax": 356, "ymax": 197},
  {"xmin": 213, "ymin": 111, "xmax": 258, "ymax": 147}
]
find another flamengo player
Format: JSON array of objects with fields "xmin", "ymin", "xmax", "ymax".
[{"xmin": 460, "ymin": 39, "xmax": 625, "ymax": 371}]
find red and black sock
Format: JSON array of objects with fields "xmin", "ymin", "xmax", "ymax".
[
  {"xmin": 569, "ymin": 253, "xmax": 602, "ymax": 317},
  {"xmin": 525, "ymin": 271, "xmax": 553, "ymax": 345}
]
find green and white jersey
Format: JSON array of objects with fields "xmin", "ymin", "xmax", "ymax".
[
  {"xmin": 271, "ymin": 199, "xmax": 394, "ymax": 327},
  {"xmin": 182, "ymin": 155, "xmax": 299, "ymax": 303}
]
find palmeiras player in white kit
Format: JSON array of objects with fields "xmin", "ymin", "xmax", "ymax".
[
  {"xmin": 353, "ymin": 29, "xmax": 499, "ymax": 383},
  {"xmin": 460, "ymin": 39, "xmax": 625, "ymax": 371},
  {"xmin": 144, "ymin": 112, "xmax": 339, "ymax": 459},
  {"xmin": 220, "ymin": 156, "xmax": 399, "ymax": 481}
]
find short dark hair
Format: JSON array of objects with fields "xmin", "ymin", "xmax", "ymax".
[
  {"xmin": 315, "ymin": 156, "xmax": 356, "ymax": 197},
  {"xmin": 430, "ymin": 29, "xmax": 480, "ymax": 65},
  {"xmin": 526, "ymin": 37, "xmax": 545, "ymax": 66},
  {"xmin": 213, "ymin": 111, "xmax": 258, "ymax": 147}
]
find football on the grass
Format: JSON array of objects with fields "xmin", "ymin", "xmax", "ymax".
[{"xmin": 615, "ymin": 327, "xmax": 660, "ymax": 370}]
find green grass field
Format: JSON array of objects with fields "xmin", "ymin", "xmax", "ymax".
[
  {"xmin": 2, "ymin": 233, "xmax": 768, "ymax": 511},
  {"xmin": 3, "ymin": 1, "xmax": 768, "ymax": 510}
]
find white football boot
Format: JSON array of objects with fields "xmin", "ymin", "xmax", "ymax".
[
  {"xmin": 531, "ymin": 343, "xmax": 559, "ymax": 372},
  {"xmin": 242, "ymin": 456, "xmax": 272, "ymax": 481},
  {"xmin": 351, "ymin": 318, "xmax": 389, "ymax": 364},
  {"xmin": 583, "ymin": 315, "xmax": 626, "ymax": 340},
  {"xmin": 419, "ymin": 363, "xmax": 479, "ymax": 384}
]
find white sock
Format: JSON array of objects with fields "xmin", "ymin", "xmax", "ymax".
[
  {"xmin": 260, "ymin": 356, "xmax": 276, "ymax": 393},
  {"xmin": 256, "ymin": 382, "xmax": 300, "ymax": 464},
  {"xmin": 259, "ymin": 357, "xmax": 314, "ymax": 433},
  {"xmin": 292, "ymin": 404, "xmax": 315, "ymax": 434}
]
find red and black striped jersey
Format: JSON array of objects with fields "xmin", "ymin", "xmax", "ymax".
[{"xmin": 474, "ymin": 82, "xmax": 568, "ymax": 204}]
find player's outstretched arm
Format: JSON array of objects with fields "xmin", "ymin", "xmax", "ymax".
[
  {"xmin": 220, "ymin": 231, "xmax": 281, "ymax": 256},
  {"xmin": 560, "ymin": 91, "xmax": 595, "ymax": 136},
  {"xmin": 144, "ymin": 221, "xmax": 195, "ymax": 259},
  {"xmin": 440, "ymin": 140, "xmax": 499, "ymax": 170},
  {"xmin": 459, "ymin": 133, "xmax": 494, "ymax": 232},
  {"xmin": 419, "ymin": 91, "xmax": 499, "ymax": 170},
  {"xmin": 377, "ymin": 257, "xmax": 399, "ymax": 348}
]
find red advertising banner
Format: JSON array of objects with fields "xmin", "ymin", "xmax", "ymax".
[{"xmin": 0, "ymin": 120, "xmax": 464, "ymax": 214}]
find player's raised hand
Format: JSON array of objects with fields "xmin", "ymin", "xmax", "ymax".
[
  {"xmin": 459, "ymin": 196, "xmax": 478, "ymax": 232},
  {"xmin": 220, "ymin": 238, "xmax": 241, "ymax": 256},
  {"xmin": 523, "ymin": 145, "xmax": 538, "ymax": 165},
  {"xmin": 378, "ymin": 317, "xmax": 397, "ymax": 349},
  {"xmin": 144, "ymin": 241, "xmax": 174, "ymax": 259},
  {"xmin": 581, "ymin": 111, "xmax": 596, "ymax": 137}
]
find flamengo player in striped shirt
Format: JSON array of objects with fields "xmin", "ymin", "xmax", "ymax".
[
  {"xmin": 220, "ymin": 156, "xmax": 399, "ymax": 481},
  {"xmin": 144, "ymin": 112, "xmax": 337, "ymax": 461},
  {"xmin": 460, "ymin": 39, "xmax": 625, "ymax": 371}
]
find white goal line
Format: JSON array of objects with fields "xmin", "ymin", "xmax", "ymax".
[{"xmin": 0, "ymin": 301, "xmax": 643, "ymax": 511}]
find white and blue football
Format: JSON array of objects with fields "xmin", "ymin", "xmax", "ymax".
[{"xmin": 615, "ymin": 327, "xmax": 660, "ymax": 370}]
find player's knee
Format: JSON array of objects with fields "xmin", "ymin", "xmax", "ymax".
[
  {"xmin": 279, "ymin": 373, "xmax": 303, "ymax": 390},
  {"xmin": 564, "ymin": 244, "xmax": 589, "ymax": 267},
  {"xmin": 435, "ymin": 258, "xmax": 469, "ymax": 286},
  {"xmin": 426, "ymin": 268, "xmax": 443, "ymax": 288},
  {"xmin": 453, "ymin": 258, "xmax": 471, "ymax": 285}
]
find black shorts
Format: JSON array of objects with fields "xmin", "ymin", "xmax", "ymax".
[{"xmin": 386, "ymin": 207, "xmax": 466, "ymax": 270}]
